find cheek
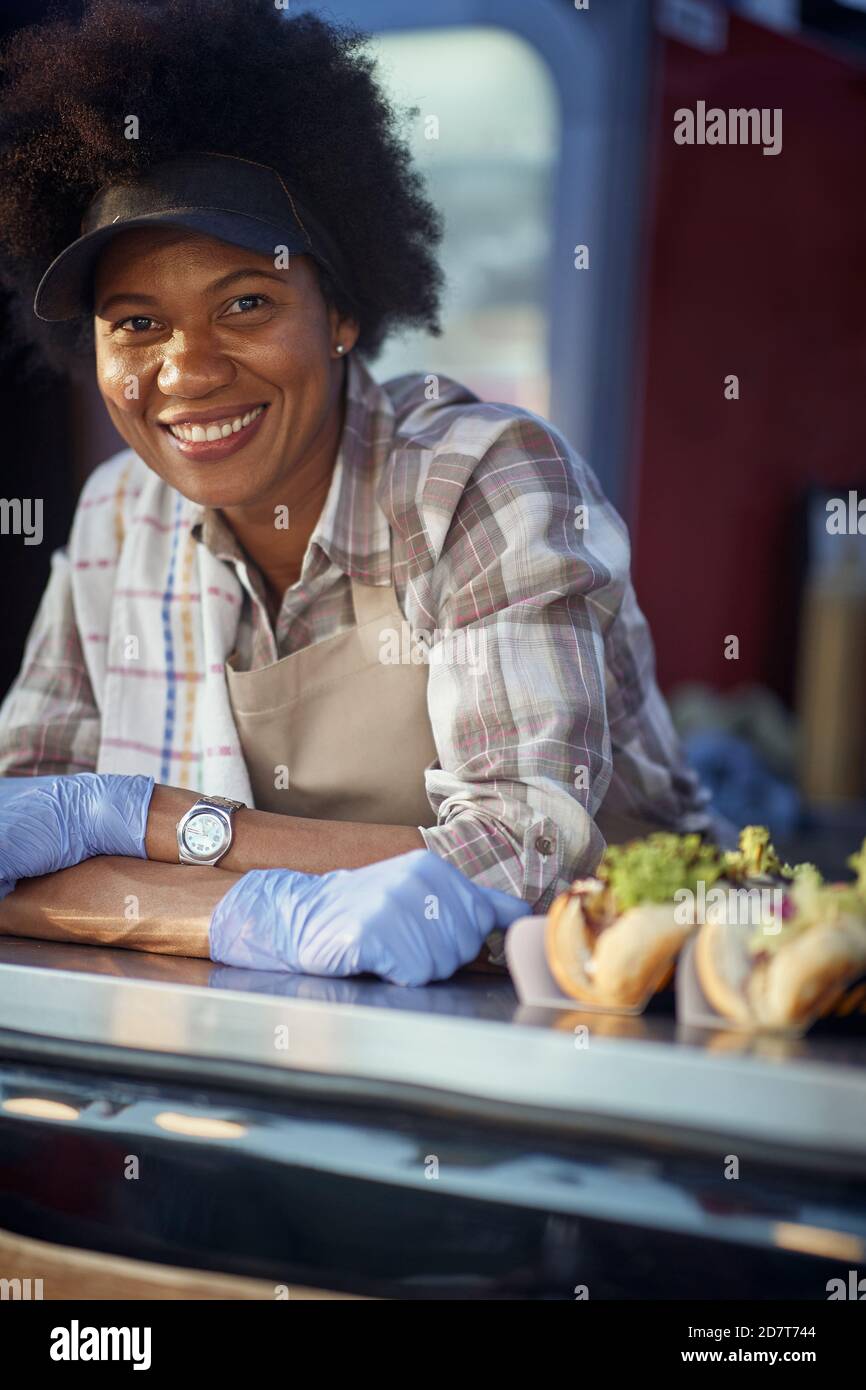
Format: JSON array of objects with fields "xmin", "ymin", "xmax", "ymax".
[
  {"xmin": 261, "ymin": 307, "xmax": 331, "ymax": 379},
  {"xmin": 95, "ymin": 345, "xmax": 156, "ymax": 412},
  {"xmin": 260, "ymin": 331, "xmax": 331, "ymax": 411}
]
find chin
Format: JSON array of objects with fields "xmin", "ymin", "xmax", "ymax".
[
  {"xmin": 150, "ymin": 462, "xmax": 266, "ymax": 511},
  {"xmin": 178, "ymin": 481, "xmax": 259, "ymax": 510}
]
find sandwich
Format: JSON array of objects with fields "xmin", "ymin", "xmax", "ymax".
[
  {"xmin": 695, "ymin": 840, "xmax": 866, "ymax": 1029},
  {"xmin": 545, "ymin": 832, "xmax": 726, "ymax": 1007}
]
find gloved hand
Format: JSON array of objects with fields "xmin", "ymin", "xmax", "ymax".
[
  {"xmin": 209, "ymin": 848, "xmax": 527, "ymax": 986},
  {"xmin": 0, "ymin": 773, "xmax": 155, "ymax": 901}
]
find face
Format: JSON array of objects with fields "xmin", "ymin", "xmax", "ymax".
[{"xmin": 92, "ymin": 228, "xmax": 359, "ymax": 512}]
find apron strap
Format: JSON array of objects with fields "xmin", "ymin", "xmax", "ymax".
[
  {"xmin": 349, "ymin": 574, "xmax": 400, "ymax": 627},
  {"xmin": 347, "ymin": 519, "xmax": 397, "ymax": 628}
]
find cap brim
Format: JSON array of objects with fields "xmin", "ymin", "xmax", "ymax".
[{"xmin": 33, "ymin": 209, "xmax": 312, "ymax": 322}]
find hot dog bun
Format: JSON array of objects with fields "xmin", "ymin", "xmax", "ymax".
[
  {"xmin": 694, "ymin": 915, "xmax": 754, "ymax": 1025},
  {"xmin": 749, "ymin": 915, "xmax": 866, "ymax": 1026},
  {"xmin": 545, "ymin": 879, "xmax": 601, "ymax": 1004},
  {"xmin": 696, "ymin": 909, "xmax": 866, "ymax": 1028},
  {"xmin": 546, "ymin": 882, "xmax": 690, "ymax": 1007}
]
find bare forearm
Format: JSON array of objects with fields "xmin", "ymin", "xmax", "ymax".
[
  {"xmin": 144, "ymin": 784, "xmax": 426, "ymax": 873},
  {"xmin": 0, "ymin": 857, "xmax": 239, "ymax": 957}
]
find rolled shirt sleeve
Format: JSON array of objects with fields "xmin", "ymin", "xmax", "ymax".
[{"xmin": 414, "ymin": 416, "xmax": 712, "ymax": 915}]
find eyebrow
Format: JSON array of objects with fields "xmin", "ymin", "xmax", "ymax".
[{"xmin": 95, "ymin": 266, "xmax": 291, "ymax": 316}]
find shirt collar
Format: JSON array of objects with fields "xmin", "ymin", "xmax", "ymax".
[{"xmin": 187, "ymin": 354, "xmax": 395, "ymax": 586}]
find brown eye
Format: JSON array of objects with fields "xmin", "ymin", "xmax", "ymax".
[
  {"xmin": 224, "ymin": 294, "xmax": 269, "ymax": 315},
  {"xmin": 116, "ymin": 316, "xmax": 158, "ymax": 333}
]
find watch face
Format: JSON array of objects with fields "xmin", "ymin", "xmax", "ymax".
[{"xmin": 182, "ymin": 811, "xmax": 227, "ymax": 859}]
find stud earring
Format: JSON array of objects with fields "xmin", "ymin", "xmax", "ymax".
[{"xmin": 335, "ymin": 344, "xmax": 345, "ymax": 355}]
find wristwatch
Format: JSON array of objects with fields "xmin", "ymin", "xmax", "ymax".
[{"xmin": 177, "ymin": 794, "xmax": 247, "ymax": 866}]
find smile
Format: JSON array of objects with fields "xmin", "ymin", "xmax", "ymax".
[{"xmin": 159, "ymin": 403, "xmax": 269, "ymax": 460}]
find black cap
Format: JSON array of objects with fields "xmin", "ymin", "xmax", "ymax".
[{"xmin": 33, "ymin": 150, "xmax": 350, "ymax": 322}]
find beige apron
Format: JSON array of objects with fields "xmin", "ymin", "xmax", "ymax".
[{"xmin": 225, "ymin": 571, "xmax": 439, "ymax": 825}]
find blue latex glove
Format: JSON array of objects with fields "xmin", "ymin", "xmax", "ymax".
[
  {"xmin": 0, "ymin": 773, "xmax": 155, "ymax": 901},
  {"xmin": 209, "ymin": 848, "xmax": 527, "ymax": 986}
]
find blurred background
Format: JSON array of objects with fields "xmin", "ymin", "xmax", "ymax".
[{"xmin": 1, "ymin": 0, "xmax": 865, "ymax": 872}]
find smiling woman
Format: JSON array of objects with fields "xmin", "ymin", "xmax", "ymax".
[
  {"xmin": 90, "ymin": 230, "xmax": 356, "ymax": 595},
  {"xmin": 0, "ymin": 0, "xmax": 716, "ymax": 984}
]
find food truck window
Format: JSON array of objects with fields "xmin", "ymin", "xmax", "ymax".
[
  {"xmin": 371, "ymin": 27, "xmax": 559, "ymax": 420},
  {"xmin": 311, "ymin": 0, "xmax": 653, "ymax": 511}
]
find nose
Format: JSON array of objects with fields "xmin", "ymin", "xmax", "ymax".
[{"xmin": 156, "ymin": 331, "xmax": 237, "ymax": 399}]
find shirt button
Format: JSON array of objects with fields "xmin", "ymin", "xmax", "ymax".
[{"xmin": 534, "ymin": 835, "xmax": 555, "ymax": 856}]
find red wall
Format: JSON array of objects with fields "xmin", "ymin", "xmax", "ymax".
[{"xmin": 632, "ymin": 16, "xmax": 866, "ymax": 701}]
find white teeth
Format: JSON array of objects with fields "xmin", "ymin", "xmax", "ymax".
[{"xmin": 167, "ymin": 404, "xmax": 265, "ymax": 442}]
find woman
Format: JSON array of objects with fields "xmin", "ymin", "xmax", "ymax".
[{"xmin": 0, "ymin": 0, "xmax": 713, "ymax": 983}]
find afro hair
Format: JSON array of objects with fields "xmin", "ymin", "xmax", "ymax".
[{"xmin": 0, "ymin": 0, "xmax": 444, "ymax": 379}]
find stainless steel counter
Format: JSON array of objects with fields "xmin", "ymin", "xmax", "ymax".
[{"xmin": 1, "ymin": 935, "xmax": 865, "ymax": 1166}]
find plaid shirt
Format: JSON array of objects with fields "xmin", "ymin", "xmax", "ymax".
[{"xmin": 0, "ymin": 355, "xmax": 713, "ymax": 910}]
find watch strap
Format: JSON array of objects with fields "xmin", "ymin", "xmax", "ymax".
[{"xmin": 197, "ymin": 794, "xmax": 247, "ymax": 813}]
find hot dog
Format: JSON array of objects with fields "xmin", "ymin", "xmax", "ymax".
[
  {"xmin": 695, "ymin": 842, "xmax": 866, "ymax": 1029},
  {"xmin": 545, "ymin": 831, "xmax": 726, "ymax": 1007}
]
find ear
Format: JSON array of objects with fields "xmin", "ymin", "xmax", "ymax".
[{"xmin": 329, "ymin": 307, "xmax": 360, "ymax": 359}]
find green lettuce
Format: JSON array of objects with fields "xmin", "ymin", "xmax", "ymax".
[{"xmin": 597, "ymin": 832, "xmax": 725, "ymax": 912}]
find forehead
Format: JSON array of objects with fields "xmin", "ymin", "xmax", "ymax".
[{"xmin": 93, "ymin": 226, "xmax": 305, "ymax": 294}]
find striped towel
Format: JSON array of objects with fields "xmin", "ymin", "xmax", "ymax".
[{"xmin": 70, "ymin": 447, "xmax": 254, "ymax": 803}]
